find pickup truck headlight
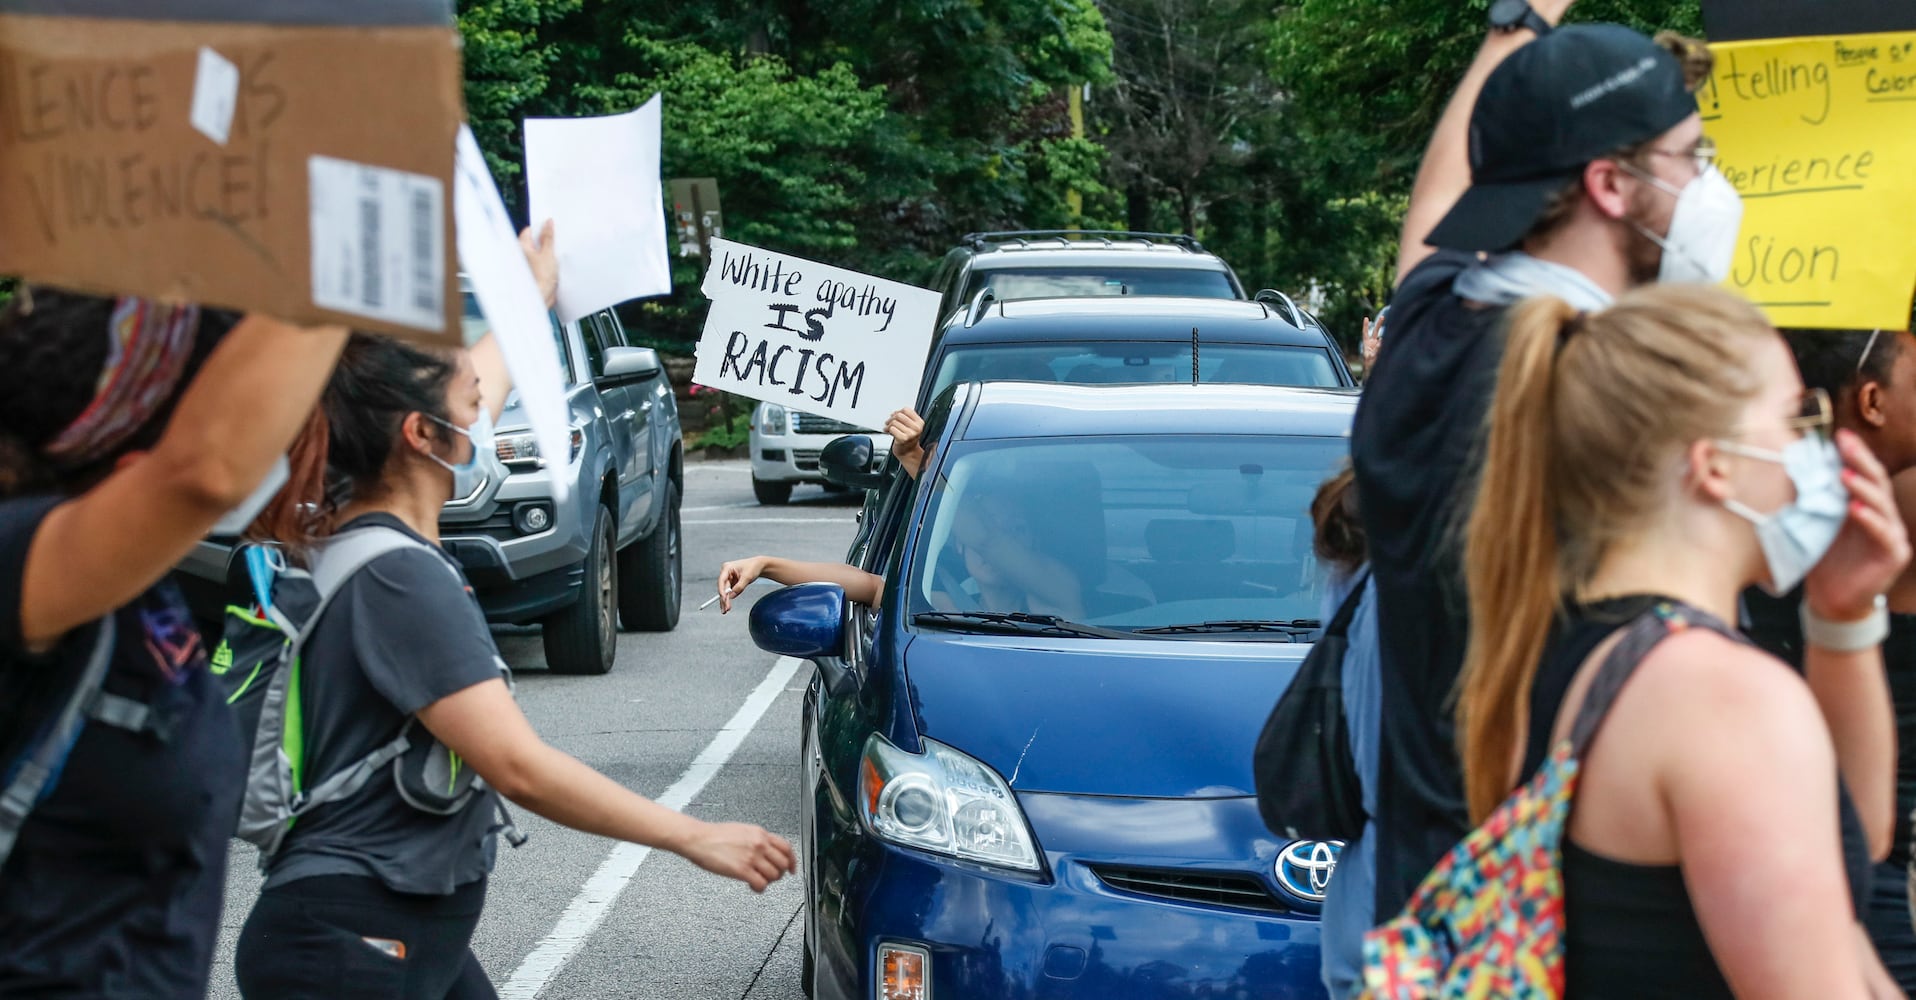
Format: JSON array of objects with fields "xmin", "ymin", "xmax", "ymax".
[
  {"xmin": 495, "ymin": 426, "xmax": 586, "ymax": 468},
  {"xmin": 860, "ymin": 734, "xmax": 1041, "ymax": 871},
  {"xmin": 758, "ymin": 403, "xmax": 788, "ymax": 436}
]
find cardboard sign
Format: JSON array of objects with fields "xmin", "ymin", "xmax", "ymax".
[
  {"xmin": 1701, "ymin": 31, "xmax": 1916, "ymax": 329},
  {"xmin": 524, "ymin": 96, "xmax": 672, "ymax": 323},
  {"xmin": 0, "ymin": 4, "xmax": 464, "ymax": 342},
  {"xmin": 693, "ymin": 239, "xmax": 939, "ymax": 432},
  {"xmin": 1702, "ymin": 0, "xmax": 1916, "ymax": 43}
]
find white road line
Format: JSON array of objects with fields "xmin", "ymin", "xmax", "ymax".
[
  {"xmin": 686, "ymin": 517, "xmax": 852, "ymax": 525},
  {"xmin": 499, "ymin": 655, "xmax": 805, "ymax": 999}
]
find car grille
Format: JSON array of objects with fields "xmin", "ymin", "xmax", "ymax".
[
  {"xmin": 793, "ymin": 448, "xmax": 821, "ymax": 471},
  {"xmin": 445, "ymin": 508, "xmax": 516, "ymax": 543},
  {"xmin": 1088, "ymin": 865, "xmax": 1287, "ymax": 914},
  {"xmin": 794, "ymin": 413, "xmax": 861, "ymax": 434}
]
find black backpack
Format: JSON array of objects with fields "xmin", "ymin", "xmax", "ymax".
[{"xmin": 1253, "ymin": 570, "xmax": 1369, "ymax": 842}]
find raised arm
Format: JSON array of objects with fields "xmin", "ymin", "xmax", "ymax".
[
  {"xmin": 1395, "ymin": 1, "xmax": 1573, "ymax": 283},
  {"xmin": 1801, "ymin": 430, "xmax": 1909, "ymax": 858},
  {"xmin": 19, "ymin": 315, "xmax": 348, "ymax": 648},
  {"xmin": 418, "ymin": 679, "xmax": 796, "ymax": 892},
  {"xmin": 716, "ymin": 555, "xmax": 885, "ymax": 612}
]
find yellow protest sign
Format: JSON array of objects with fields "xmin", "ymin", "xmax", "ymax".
[{"xmin": 1702, "ymin": 32, "xmax": 1916, "ymax": 329}]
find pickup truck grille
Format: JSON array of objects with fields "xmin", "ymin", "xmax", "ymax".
[
  {"xmin": 1087, "ymin": 865, "xmax": 1288, "ymax": 914},
  {"xmin": 793, "ymin": 413, "xmax": 861, "ymax": 435}
]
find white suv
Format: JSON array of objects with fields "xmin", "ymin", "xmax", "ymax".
[{"xmin": 749, "ymin": 402, "xmax": 892, "ymax": 505}]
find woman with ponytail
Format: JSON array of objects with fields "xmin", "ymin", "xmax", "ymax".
[
  {"xmin": 1453, "ymin": 286, "xmax": 1904, "ymax": 995},
  {"xmin": 234, "ymin": 228, "xmax": 794, "ymax": 1000}
]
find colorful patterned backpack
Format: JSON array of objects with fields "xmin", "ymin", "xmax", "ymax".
[{"xmin": 1360, "ymin": 601, "xmax": 1729, "ymax": 998}]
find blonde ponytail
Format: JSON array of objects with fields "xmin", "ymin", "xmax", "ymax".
[{"xmin": 1455, "ymin": 285, "xmax": 1774, "ymax": 823}]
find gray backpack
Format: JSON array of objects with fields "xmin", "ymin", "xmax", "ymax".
[{"xmin": 214, "ymin": 525, "xmax": 524, "ymax": 862}]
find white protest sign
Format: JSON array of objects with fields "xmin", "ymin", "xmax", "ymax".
[
  {"xmin": 694, "ymin": 238, "xmax": 939, "ymax": 431},
  {"xmin": 524, "ymin": 95, "xmax": 672, "ymax": 323},
  {"xmin": 454, "ymin": 125, "xmax": 572, "ymax": 505}
]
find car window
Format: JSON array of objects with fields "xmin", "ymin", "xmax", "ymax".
[
  {"xmin": 908, "ymin": 434, "xmax": 1347, "ymax": 629},
  {"xmin": 597, "ymin": 310, "xmax": 631, "ymax": 348},
  {"xmin": 962, "ymin": 267, "xmax": 1236, "ymax": 304},
  {"xmin": 465, "ymin": 289, "xmax": 575, "ymax": 384},
  {"xmin": 926, "ymin": 342, "xmax": 1343, "ymax": 400},
  {"xmin": 581, "ymin": 314, "xmax": 610, "ymax": 378}
]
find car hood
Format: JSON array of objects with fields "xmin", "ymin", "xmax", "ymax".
[{"xmin": 903, "ymin": 634, "xmax": 1307, "ymax": 798}]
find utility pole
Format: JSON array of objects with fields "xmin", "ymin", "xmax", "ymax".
[{"xmin": 1067, "ymin": 83, "xmax": 1087, "ymax": 227}]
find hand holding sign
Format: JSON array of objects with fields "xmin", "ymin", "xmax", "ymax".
[{"xmin": 692, "ymin": 239, "xmax": 939, "ymax": 432}]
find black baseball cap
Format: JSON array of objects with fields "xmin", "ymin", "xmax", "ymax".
[{"xmin": 1426, "ymin": 24, "xmax": 1699, "ymax": 252}]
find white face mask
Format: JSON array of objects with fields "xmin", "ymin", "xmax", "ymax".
[
  {"xmin": 423, "ymin": 410, "xmax": 501, "ymax": 501},
  {"xmin": 1719, "ymin": 434, "xmax": 1848, "ymax": 595},
  {"xmin": 212, "ymin": 454, "xmax": 289, "ymax": 537},
  {"xmin": 1625, "ymin": 164, "xmax": 1744, "ymax": 285}
]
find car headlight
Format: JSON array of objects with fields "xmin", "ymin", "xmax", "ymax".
[
  {"xmin": 860, "ymin": 734, "xmax": 1040, "ymax": 871},
  {"xmin": 495, "ymin": 427, "xmax": 586, "ymax": 468},
  {"xmin": 758, "ymin": 403, "xmax": 788, "ymax": 436}
]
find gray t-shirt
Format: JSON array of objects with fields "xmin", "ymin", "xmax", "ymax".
[{"xmin": 264, "ymin": 514, "xmax": 505, "ymax": 896}]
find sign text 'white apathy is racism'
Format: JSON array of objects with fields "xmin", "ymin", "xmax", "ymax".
[{"xmin": 694, "ymin": 239, "xmax": 939, "ymax": 431}]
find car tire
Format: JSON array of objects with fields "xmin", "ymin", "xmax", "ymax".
[
  {"xmin": 753, "ymin": 476, "xmax": 793, "ymax": 506},
  {"xmin": 618, "ymin": 480, "xmax": 682, "ymax": 632},
  {"xmin": 543, "ymin": 505, "xmax": 617, "ymax": 676}
]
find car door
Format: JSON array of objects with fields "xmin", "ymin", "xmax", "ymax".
[{"xmin": 581, "ymin": 313, "xmax": 642, "ymax": 521}]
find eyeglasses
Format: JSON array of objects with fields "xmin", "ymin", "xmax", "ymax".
[
  {"xmin": 1645, "ymin": 137, "xmax": 1718, "ymax": 175},
  {"xmin": 1857, "ymin": 329, "xmax": 1885, "ymax": 375},
  {"xmin": 1786, "ymin": 387, "xmax": 1833, "ymax": 440}
]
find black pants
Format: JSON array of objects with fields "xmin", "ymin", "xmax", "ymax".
[
  {"xmin": 235, "ymin": 875, "xmax": 494, "ymax": 1000},
  {"xmin": 1865, "ymin": 860, "xmax": 1916, "ymax": 993}
]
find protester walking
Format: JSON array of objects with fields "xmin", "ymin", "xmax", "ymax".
[
  {"xmin": 1743, "ymin": 325, "xmax": 1916, "ymax": 989},
  {"xmin": 0, "ymin": 290, "xmax": 347, "ymax": 997},
  {"xmin": 1349, "ymin": 6, "xmax": 1755, "ymax": 915},
  {"xmin": 233, "ymin": 238, "xmax": 794, "ymax": 999},
  {"xmin": 1366, "ymin": 285, "xmax": 1902, "ymax": 996}
]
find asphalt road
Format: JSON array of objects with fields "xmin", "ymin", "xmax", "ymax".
[{"xmin": 206, "ymin": 461, "xmax": 857, "ymax": 1000}]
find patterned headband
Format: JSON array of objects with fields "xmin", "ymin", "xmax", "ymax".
[{"xmin": 42, "ymin": 297, "xmax": 201, "ymax": 467}]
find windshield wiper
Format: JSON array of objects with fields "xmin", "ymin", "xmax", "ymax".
[
  {"xmin": 1131, "ymin": 619, "xmax": 1321, "ymax": 637},
  {"xmin": 912, "ymin": 611, "xmax": 1135, "ymax": 640}
]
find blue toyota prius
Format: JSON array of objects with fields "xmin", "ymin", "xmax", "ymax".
[{"xmin": 750, "ymin": 380, "xmax": 1357, "ymax": 1000}]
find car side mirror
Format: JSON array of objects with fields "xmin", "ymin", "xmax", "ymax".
[
  {"xmin": 749, "ymin": 584, "xmax": 856, "ymax": 692},
  {"xmin": 820, "ymin": 434, "xmax": 889, "ymax": 490},
  {"xmin": 601, "ymin": 346, "xmax": 662, "ymax": 382}
]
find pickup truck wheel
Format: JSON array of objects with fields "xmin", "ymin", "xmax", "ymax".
[
  {"xmin": 752, "ymin": 476, "xmax": 792, "ymax": 506},
  {"xmin": 618, "ymin": 480, "xmax": 682, "ymax": 632},
  {"xmin": 543, "ymin": 505, "xmax": 616, "ymax": 676}
]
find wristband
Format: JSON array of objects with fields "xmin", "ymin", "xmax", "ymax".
[{"xmin": 1801, "ymin": 595, "xmax": 1890, "ymax": 653}]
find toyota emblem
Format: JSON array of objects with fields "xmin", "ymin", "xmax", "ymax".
[{"xmin": 1275, "ymin": 840, "xmax": 1344, "ymax": 902}]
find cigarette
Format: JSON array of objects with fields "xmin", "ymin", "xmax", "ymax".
[{"xmin": 699, "ymin": 592, "xmax": 724, "ymax": 611}]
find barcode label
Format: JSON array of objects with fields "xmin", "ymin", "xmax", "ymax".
[{"xmin": 309, "ymin": 156, "xmax": 446, "ymax": 332}]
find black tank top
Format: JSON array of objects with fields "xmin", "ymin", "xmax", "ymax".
[{"xmin": 1521, "ymin": 596, "xmax": 1870, "ymax": 997}]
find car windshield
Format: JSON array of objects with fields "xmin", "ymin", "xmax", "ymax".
[
  {"xmin": 461, "ymin": 289, "xmax": 573, "ymax": 384},
  {"xmin": 927, "ymin": 342, "xmax": 1342, "ymax": 401},
  {"xmin": 908, "ymin": 434, "xmax": 1348, "ymax": 632},
  {"xmin": 963, "ymin": 267, "xmax": 1236, "ymax": 303}
]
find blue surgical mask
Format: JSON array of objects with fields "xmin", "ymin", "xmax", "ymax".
[
  {"xmin": 1719, "ymin": 434, "xmax": 1848, "ymax": 595},
  {"xmin": 424, "ymin": 410, "xmax": 500, "ymax": 501}
]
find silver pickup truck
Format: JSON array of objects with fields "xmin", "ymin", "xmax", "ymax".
[{"xmin": 176, "ymin": 286, "xmax": 684, "ymax": 676}]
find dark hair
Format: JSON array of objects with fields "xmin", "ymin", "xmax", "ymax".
[
  {"xmin": 254, "ymin": 333, "xmax": 457, "ymax": 545},
  {"xmin": 1310, "ymin": 466, "xmax": 1365, "ymax": 573},
  {"xmin": 0, "ymin": 286, "xmax": 233, "ymax": 498},
  {"xmin": 1782, "ymin": 328, "xmax": 1901, "ymax": 404}
]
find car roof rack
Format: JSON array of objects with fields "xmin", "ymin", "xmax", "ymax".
[
  {"xmin": 964, "ymin": 287, "xmax": 998, "ymax": 328},
  {"xmin": 1254, "ymin": 288, "xmax": 1308, "ymax": 329},
  {"xmin": 960, "ymin": 230, "xmax": 1207, "ymax": 254}
]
